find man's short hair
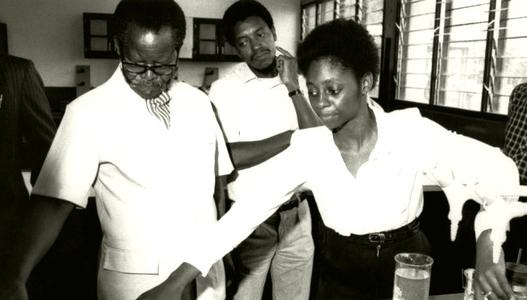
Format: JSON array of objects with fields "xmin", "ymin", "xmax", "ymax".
[
  {"xmin": 222, "ymin": 0, "xmax": 274, "ymax": 47},
  {"xmin": 111, "ymin": 0, "xmax": 186, "ymax": 50}
]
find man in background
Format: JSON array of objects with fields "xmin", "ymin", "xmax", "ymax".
[
  {"xmin": 0, "ymin": 1, "xmax": 232, "ymax": 299},
  {"xmin": 208, "ymin": 1, "xmax": 315, "ymax": 299},
  {"xmin": 502, "ymin": 82, "xmax": 527, "ymax": 261}
]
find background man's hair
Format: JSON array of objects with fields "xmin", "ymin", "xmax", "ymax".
[
  {"xmin": 222, "ymin": 0, "xmax": 274, "ymax": 46},
  {"xmin": 111, "ymin": 0, "xmax": 186, "ymax": 50}
]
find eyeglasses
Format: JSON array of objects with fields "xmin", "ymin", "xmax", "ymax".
[{"xmin": 121, "ymin": 60, "xmax": 178, "ymax": 76}]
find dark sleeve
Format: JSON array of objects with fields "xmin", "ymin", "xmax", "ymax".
[{"xmin": 20, "ymin": 60, "xmax": 57, "ymax": 184}]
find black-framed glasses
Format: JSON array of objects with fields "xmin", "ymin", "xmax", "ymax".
[{"xmin": 121, "ymin": 60, "xmax": 178, "ymax": 76}]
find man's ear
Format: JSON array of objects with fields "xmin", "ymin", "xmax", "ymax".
[
  {"xmin": 113, "ymin": 37, "xmax": 122, "ymax": 57},
  {"xmin": 272, "ymin": 27, "xmax": 277, "ymax": 41}
]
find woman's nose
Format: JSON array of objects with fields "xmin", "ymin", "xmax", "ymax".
[{"xmin": 314, "ymin": 94, "xmax": 329, "ymax": 108}]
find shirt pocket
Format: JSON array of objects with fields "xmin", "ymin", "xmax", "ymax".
[{"xmin": 101, "ymin": 243, "xmax": 159, "ymax": 275}]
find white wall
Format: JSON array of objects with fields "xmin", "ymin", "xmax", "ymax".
[{"xmin": 0, "ymin": 0, "xmax": 301, "ymax": 88}]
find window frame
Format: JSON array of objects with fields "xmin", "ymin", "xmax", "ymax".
[{"xmin": 388, "ymin": 0, "xmax": 526, "ymax": 117}]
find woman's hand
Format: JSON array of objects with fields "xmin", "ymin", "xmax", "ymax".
[
  {"xmin": 137, "ymin": 262, "xmax": 200, "ymax": 300},
  {"xmin": 474, "ymin": 229, "xmax": 513, "ymax": 300},
  {"xmin": 136, "ymin": 278, "xmax": 184, "ymax": 300}
]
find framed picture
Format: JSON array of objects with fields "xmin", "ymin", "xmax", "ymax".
[{"xmin": 83, "ymin": 13, "xmax": 117, "ymax": 58}]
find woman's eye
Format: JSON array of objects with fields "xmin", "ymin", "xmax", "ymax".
[
  {"xmin": 327, "ymin": 88, "xmax": 341, "ymax": 96},
  {"xmin": 308, "ymin": 90, "xmax": 318, "ymax": 97}
]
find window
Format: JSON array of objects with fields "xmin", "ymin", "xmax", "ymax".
[
  {"xmin": 301, "ymin": 0, "xmax": 384, "ymax": 97},
  {"xmin": 396, "ymin": 0, "xmax": 527, "ymax": 115},
  {"xmin": 301, "ymin": 0, "xmax": 334, "ymax": 39}
]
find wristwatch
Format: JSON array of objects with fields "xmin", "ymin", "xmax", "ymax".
[{"xmin": 288, "ymin": 89, "xmax": 302, "ymax": 97}]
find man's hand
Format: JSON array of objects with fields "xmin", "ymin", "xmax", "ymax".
[
  {"xmin": 474, "ymin": 229, "xmax": 513, "ymax": 300},
  {"xmin": 275, "ymin": 46, "xmax": 299, "ymax": 91},
  {"xmin": 0, "ymin": 278, "xmax": 28, "ymax": 300}
]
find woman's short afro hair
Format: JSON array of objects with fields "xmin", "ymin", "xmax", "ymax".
[{"xmin": 297, "ymin": 19, "xmax": 380, "ymax": 88}]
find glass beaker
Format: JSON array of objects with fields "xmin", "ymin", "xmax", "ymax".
[
  {"xmin": 392, "ymin": 252, "xmax": 434, "ymax": 300},
  {"xmin": 506, "ymin": 262, "xmax": 527, "ymax": 299}
]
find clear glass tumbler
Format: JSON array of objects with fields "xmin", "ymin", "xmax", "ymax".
[
  {"xmin": 506, "ymin": 262, "xmax": 527, "ymax": 299},
  {"xmin": 392, "ymin": 252, "xmax": 434, "ymax": 300}
]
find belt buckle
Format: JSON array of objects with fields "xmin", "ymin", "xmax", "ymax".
[{"xmin": 368, "ymin": 233, "xmax": 386, "ymax": 243}]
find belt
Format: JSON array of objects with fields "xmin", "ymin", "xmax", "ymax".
[
  {"xmin": 345, "ymin": 218, "xmax": 421, "ymax": 245},
  {"xmin": 277, "ymin": 191, "xmax": 312, "ymax": 212}
]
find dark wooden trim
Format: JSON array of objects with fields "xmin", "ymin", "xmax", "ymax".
[
  {"xmin": 429, "ymin": 0, "xmax": 443, "ymax": 105},
  {"xmin": 481, "ymin": 0, "xmax": 497, "ymax": 112},
  {"xmin": 378, "ymin": 0, "xmax": 399, "ymax": 111}
]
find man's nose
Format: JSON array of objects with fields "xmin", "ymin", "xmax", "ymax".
[
  {"xmin": 250, "ymin": 39, "xmax": 263, "ymax": 51},
  {"xmin": 142, "ymin": 68, "xmax": 156, "ymax": 79}
]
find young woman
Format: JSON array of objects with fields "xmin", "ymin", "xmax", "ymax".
[{"xmin": 295, "ymin": 19, "xmax": 517, "ymax": 299}]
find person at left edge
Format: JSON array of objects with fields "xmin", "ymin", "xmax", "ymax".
[
  {"xmin": 0, "ymin": 1, "xmax": 233, "ymax": 300},
  {"xmin": 0, "ymin": 54, "xmax": 56, "ymax": 257}
]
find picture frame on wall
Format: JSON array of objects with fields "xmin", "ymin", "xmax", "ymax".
[{"xmin": 83, "ymin": 13, "xmax": 117, "ymax": 59}]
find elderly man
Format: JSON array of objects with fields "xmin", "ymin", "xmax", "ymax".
[
  {"xmin": 137, "ymin": 1, "xmax": 320, "ymax": 300},
  {"xmin": 0, "ymin": 1, "xmax": 232, "ymax": 300}
]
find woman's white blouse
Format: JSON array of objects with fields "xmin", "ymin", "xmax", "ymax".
[{"xmin": 185, "ymin": 105, "xmax": 518, "ymax": 276}]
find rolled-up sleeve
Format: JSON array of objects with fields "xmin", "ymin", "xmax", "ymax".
[
  {"xmin": 419, "ymin": 116, "xmax": 519, "ymax": 238},
  {"xmin": 182, "ymin": 128, "xmax": 323, "ymax": 275}
]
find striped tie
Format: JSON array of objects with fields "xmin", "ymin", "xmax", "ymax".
[{"xmin": 146, "ymin": 91, "xmax": 171, "ymax": 128}]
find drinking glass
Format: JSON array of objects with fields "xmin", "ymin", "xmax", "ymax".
[
  {"xmin": 392, "ymin": 252, "xmax": 434, "ymax": 300},
  {"xmin": 506, "ymin": 262, "xmax": 527, "ymax": 299}
]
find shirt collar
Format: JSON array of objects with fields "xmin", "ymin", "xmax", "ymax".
[
  {"xmin": 237, "ymin": 63, "xmax": 258, "ymax": 83},
  {"xmin": 231, "ymin": 61, "xmax": 282, "ymax": 87},
  {"xmin": 368, "ymin": 98, "xmax": 394, "ymax": 159},
  {"xmin": 107, "ymin": 64, "xmax": 144, "ymax": 103},
  {"xmin": 106, "ymin": 65, "xmax": 175, "ymax": 122}
]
